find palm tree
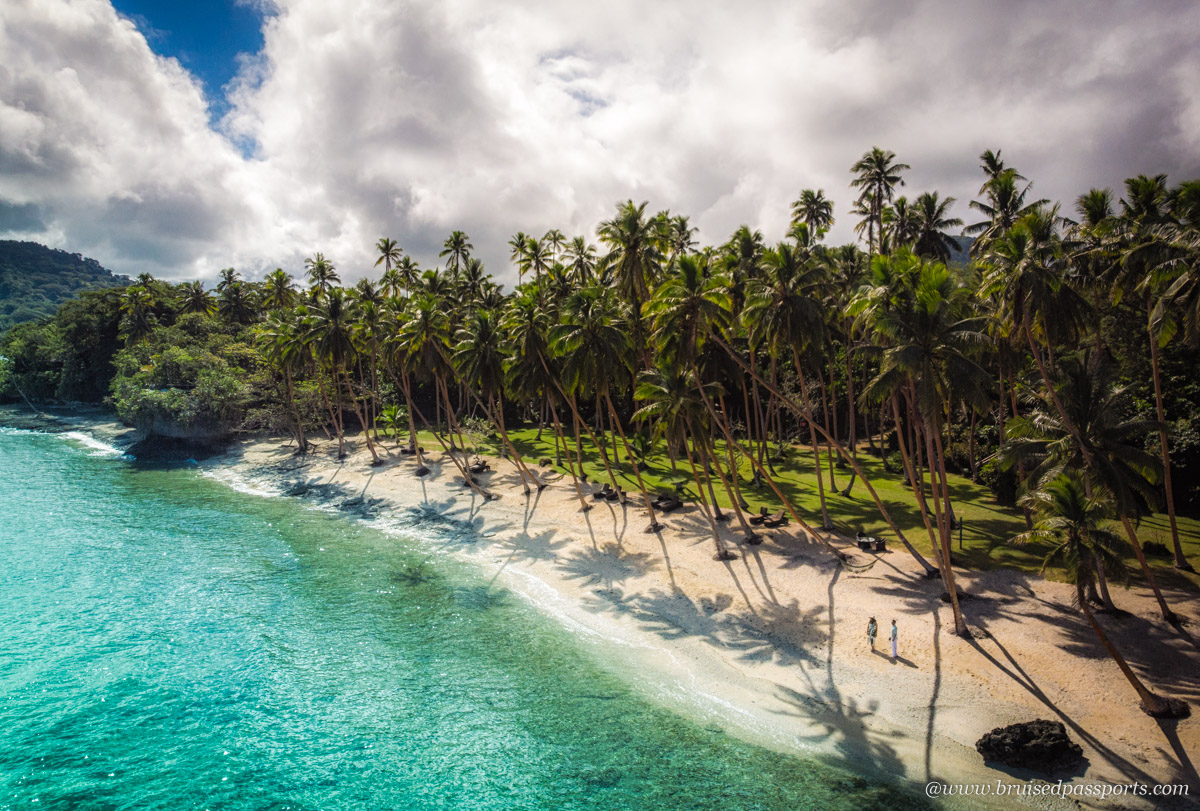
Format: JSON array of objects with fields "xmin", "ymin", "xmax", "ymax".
[
  {"xmin": 598, "ymin": 199, "xmax": 664, "ymax": 321},
  {"xmin": 666, "ymin": 215, "xmax": 698, "ymax": 262},
  {"xmin": 791, "ymin": 189, "xmax": 835, "ymax": 240},
  {"xmin": 257, "ymin": 310, "xmax": 310, "ymax": 453},
  {"xmin": 178, "ymin": 281, "xmax": 216, "ymax": 316},
  {"xmin": 850, "ymin": 148, "xmax": 910, "ymax": 256},
  {"xmin": 216, "ymin": 267, "xmax": 240, "ymax": 292},
  {"xmin": 633, "ymin": 364, "xmax": 735, "ymax": 558},
  {"xmin": 440, "ymin": 231, "xmax": 473, "ymax": 281},
  {"xmin": 1001, "ymin": 353, "xmax": 1176, "ymax": 623},
  {"xmin": 304, "ymin": 253, "xmax": 339, "ymax": 301},
  {"xmin": 376, "ymin": 237, "xmax": 402, "ymax": 275},
  {"xmin": 565, "ymin": 236, "xmax": 598, "ymax": 284},
  {"xmin": 1014, "ymin": 474, "xmax": 1188, "ymax": 718},
  {"xmin": 911, "ymin": 192, "xmax": 963, "ymax": 262},
  {"xmin": 966, "ymin": 169, "xmax": 1048, "ymax": 256},
  {"xmin": 118, "ymin": 286, "xmax": 157, "ymax": 344},
  {"xmin": 551, "ymin": 284, "xmax": 660, "ymax": 521},
  {"xmin": 217, "ymin": 281, "xmax": 257, "ymax": 326},
  {"xmin": 452, "ymin": 309, "xmax": 543, "ymax": 494},
  {"xmin": 307, "ymin": 288, "xmax": 379, "ymax": 463},
  {"xmin": 262, "ymin": 269, "xmax": 297, "ymax": 311},
  {"xmin": 885, "ymin": 196, "xmax": 917, "ymax": 252},
  {"xmin": 860, "ymin": 256, "xmax": 990, "ymax": 636}
]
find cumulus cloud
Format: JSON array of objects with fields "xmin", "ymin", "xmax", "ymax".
[{"xmin": 1, "ymin": 0, "xmax": 1198, "ymax": 284}]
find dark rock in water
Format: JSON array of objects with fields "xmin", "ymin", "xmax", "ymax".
[
  {"xmin": 126, "ymin": 435, "xmax": 222, "ymax": 463},
  {"xmin": 975, "ymin": 720, "xmax": 1082, "ymax": 773},
  {"xmin": 283, "ymin": 482, "xmax": 310, "ymax": 497}
]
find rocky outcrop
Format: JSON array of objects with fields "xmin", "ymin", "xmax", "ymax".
[{"xmin": 976, "ymin": 720, "xmax": 1083, "ymax": 773}]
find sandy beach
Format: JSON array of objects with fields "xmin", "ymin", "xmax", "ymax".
[
  {"xmin": 10, "ymin": 406, "xmax": 1197, "ymax": 810},
  {"xmin": 186, "ymin": 428, "xmax": 1199, "ymax": 810}
]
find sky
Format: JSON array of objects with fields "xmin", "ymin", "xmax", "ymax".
[{"xmin": 1, "ymin": 0, "xmax": 1199, "ymax": 286}]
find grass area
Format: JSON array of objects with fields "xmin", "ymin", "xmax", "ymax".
[{"xmin": 393, "ymin": 423, "xmax": 1200, "ymax": 591}]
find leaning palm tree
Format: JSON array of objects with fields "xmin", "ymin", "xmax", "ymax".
[
  {"xmin": 1014, "ymin": 473, "xmax": 1188, "ymax": 718},
  {"xmin": 551, "ymin": 284, "xmax": 661, "ymax": 529},
  {"xmin": 860, "ymin": 257, "xmax": 990, "ymax": 636},
  {"xmin": 1001, "ymin": 353, "xmax": 1176, "ymax": 623},
  {"xmin": 633, "ymin": 365, "xmax": 735, "ymax": 559},
  {"xmin": 452, "ymin": 309, "xmax": 544, "ymax": 494}
]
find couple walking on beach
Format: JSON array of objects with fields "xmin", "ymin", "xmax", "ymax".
[{"xmin": 867, "ymin": 617, "xmax": 898, "ymax": 658}]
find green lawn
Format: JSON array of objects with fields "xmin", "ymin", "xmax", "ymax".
[{"xmin": 399, "ymin": 424, "xmax": 1200, "ymax": 591}]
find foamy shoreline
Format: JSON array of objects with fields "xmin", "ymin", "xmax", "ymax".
[{"xmin": 8, "ymin": 408, "xmax": 1198, "ymax": 810}]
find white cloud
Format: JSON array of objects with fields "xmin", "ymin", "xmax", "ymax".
[{"xmin": 1, "ymin": 0, "xmax": 1198, "ymax": 285}]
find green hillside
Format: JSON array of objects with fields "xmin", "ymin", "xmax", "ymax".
[{"xmin": 0, "ymin": 241, "xmax": 129, "ymax": 331}]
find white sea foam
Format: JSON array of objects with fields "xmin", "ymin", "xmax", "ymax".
[
  {"xmin": 61, "ymin": 431, "xmax": 128, "ymax": 457},
  {"xmin": 199, "ymin": 467, "xmax": 282, "ymax": 499}
]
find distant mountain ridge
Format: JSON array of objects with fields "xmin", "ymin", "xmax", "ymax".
[{"xmin": 0, "ymin": 241, "xmax": 130, "ymax": 331}]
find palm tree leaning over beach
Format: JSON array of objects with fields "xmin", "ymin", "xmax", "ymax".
[{"xmin": 1014, "ymin": 473, "xmax": 1188, "ymax": 718}]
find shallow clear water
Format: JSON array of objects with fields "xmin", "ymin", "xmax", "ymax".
[{"xmin": 0, "ymin": 428, "xmax": 923, "ymax": 810}]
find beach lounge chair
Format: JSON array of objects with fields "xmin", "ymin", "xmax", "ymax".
[
  {"xmin": 748, "ymin": 506, "xmax": 769, "ymax": 526},
  {"xmin": 656, "ymin": 497, "xmax": 683, "ymax": 513},
  {"xmin": 593, "ymin": 483, "xmax": 613, "ymax": 501},
  {"xmin": 605, "ymin": 487, "xmax": 622, "ymax": 502},
  {"xmin": 874, "ymin": 537, "xmax": 887, "ymax": 552},
  {"xmin": 468, "ymin": 458, "xmax": 490, "ymax": 474},
  {"xmin": 763, "ymin": 510, "xmax": 788, "ymax": 528}
]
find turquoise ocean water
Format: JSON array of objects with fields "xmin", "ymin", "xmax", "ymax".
[{"xmin": 0, "ymin": 428, "xmax": 923, "ymax": 810}]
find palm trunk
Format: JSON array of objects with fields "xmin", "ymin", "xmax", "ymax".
[
  {"xmin": 683, "ymin": 416, "xmax": 735, "ymax": 561},
  {"xmin": 1079, "ymin": 585, "xmax": 1186, "ymax": 717},
  {"xmin": 930, "ymin": 420, "xmax": 969, "ymax": 636},
  {"xmin": 1118, "ymin": 514, "xmax": 1176, "ymax": 624},
  {"xmin": 892, "ymin": 396, "xmax": 943, "ymax": 558},
  {"xmin": 818, "ymin": 365, "xmax": 839, "ymax": 491},
  {"xmin": 550, "ymin": 400, "xmax": 591, "ymax": 511},
  {"xmin": 343, "ymin": 366, "xmax": 381, "ymax": 464},
  {"xmin": 284, "ymin": 366, "xmax": 307, "ymax": 453},
  {"xmin": 842, "ymin": 332, "xmax": 859, "ymax": 494},
  {"xmin": 1147, "ymin": 299, "xmax": 1191, "ymax": 571},
  {"xmin": 794, "ymin": 350, "xmax": 832, "ymax": 531},
  {"xmin": 604, "ymin": 392, "xmax": 662, "ymax": 532}
]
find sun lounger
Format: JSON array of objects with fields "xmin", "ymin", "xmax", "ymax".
[
  {"xmin": 468, "ymin": 460, "xmax": 490, "ymax": 474},
  {"xmin": 605, "ymin": 487, "xmax": 622, "ymax": 502},
  {"xmin": 593, "ymin": 483, "xmax": 613, "ymax": 501},
  {"xmin": 763, "ymin": 510, "xmax": 788, "ymax": 528},
  {"xmin": 748, "ymin": 506, "xmax": 769, "ymax": 525},
  {"xmin": 657, "ymin": 497, "xmax": 683, "ymax": 513}
]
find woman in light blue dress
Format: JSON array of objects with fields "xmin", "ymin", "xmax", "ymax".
[{"xmin": 890, "ymin": 619, "xmax": 898, "ymax": 659}]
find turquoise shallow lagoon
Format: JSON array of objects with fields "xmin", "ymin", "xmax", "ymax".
[{"xmin": 0, "ymin": 427, "xmax": 924, "ymax": 810}]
